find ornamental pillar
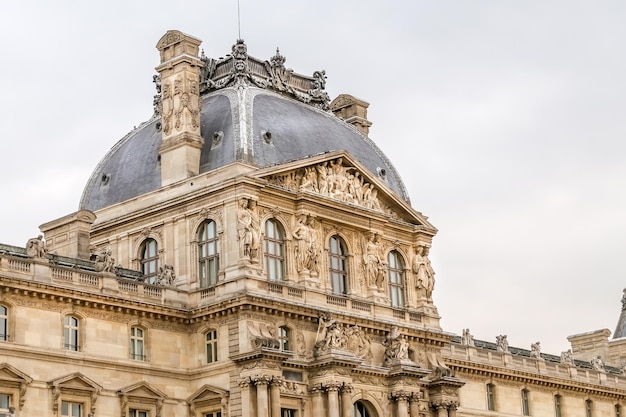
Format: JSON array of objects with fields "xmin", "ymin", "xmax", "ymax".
[
  {"xmin": 448, "ymin": 402, "xmax": 458, "ymax": 417},
  {"xmin": 270, "ymin": 377, "xmax": 283, "ymax": 417},
  {"xmin": 239, "ymin": 378, "xmax": 252, "ymax": 417},
  {"xmin": 326, "ymin": 383, "xmax": 340, "ymax": 417},
  {"xmin": 408, "ymin": 394, "xmax": 420, "ymax": 417},
  {"xmin": 434, "ymin": 403, "xmax": 447, "ymax": 417},
  {"xmin": 391, "ymin": 391, "xmax": 410, "ymax": 417},
  {"xmin": 311, "ymin": 386, "xmax": 324, "ymax": 416},
  {"xmin": 255, "ymin": 377, "xmax": 271, "ymax": 417},
  {"xmin": 341, "ymin": 385, "xmax": 353, "ymax": 417}
]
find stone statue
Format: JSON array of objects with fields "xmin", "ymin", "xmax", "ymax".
[
  {"xmin": 247, "ymin": 322, "xmax": 280, "ymax": 350},
  {"xmin": 560, "ymin": 349, "xmax": 574, "ymax": 366},
  {"xmin": 314, "ymin": 313, "xmax": 346, "ymax": 353},
  {"xmin": 237, "ymin": 198, "xmax": 260, "ymax": 261},
  {"xmin": 25, "ymin": 234, "xmax": 47, "ymax": 258},
  {"xmin": 412, "ymin": 245, "xmax": 435, "ymax": 299},
  {"xmin": 496, "ymin": 335, "xmax": 509, "ymax": 353},
  {"xmin": 530, "ymin": 342, "xmax": 541, "ymax": 359},
  {"xmin": 345, "ymin": 324, "xmax": 373, "ymax": 362},
  {"xmin": 461, "ymin": 328, "xmax": 475, "ymax": 346},
  {"xmin": 293, "ymin": 214, "xmax": 320, "ymax": 274},
  {"xmin": 383, "ymin": 325, "xmax": 410, "ymax": 365},
  {"xmin": 363, "ymin": 232, "xmax": 385, "ymax": 288},
  {"xmin": 591, "ymin": 355, "xmax": 605, "ymax": 371},
  {"xmin": 155, "ymin": 264, "xmax": 176, "ymax": 286},
  {"xmin": 91, "ymin": 247, "xmax": 115, "ymax": 273}
]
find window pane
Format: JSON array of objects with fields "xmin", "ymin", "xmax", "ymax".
[{"xmin": 0, "ymin": 394, "xmax": 9, "ymax": 408}]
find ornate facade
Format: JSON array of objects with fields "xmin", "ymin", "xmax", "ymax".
[{"xmin": 0, "ymin": 30, "xmax": 624, "ymax": 417}]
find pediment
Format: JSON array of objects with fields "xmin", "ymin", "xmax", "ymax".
[
  {"xmin": 0, "ymin": 363, "xmax": 32, "ymax": 384},
  {"xmin": 187, "ymin": 384, "xmax": 229, "ymax": 404},
  {"xmin": 119, "ymin": 381, "xmax": 167, "ymax": 400},
  {"xmin": 49, "ymin": 372, "xmax": 101, "ymax": 392},
  {"xmin": 255, "ymin": 151, "xmax": 434, "ymax": 229}
]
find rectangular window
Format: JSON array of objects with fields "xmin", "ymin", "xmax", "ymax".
[
  {"xmin": 616, "ymin": 404, "xmax": 622, "ymax": 417},
  {"xmin": 521, "ymin": 389, "xmax": 530, "ymax": 416},
  {"xmin": 206, "ymin": 330, "xmax": 218, "ymax": 363},
  {"xmin": 204, "ymin": 413, "xmax": 222, "ymax": 417},
  {"xmin": 0, "ymin": 305, "xmax": 8, "ymax": 341},
  {"xmin": 281, "ymin": 409, "xmax": 297, "ymax": 417},
  {"xmin": 129, "ymin": 410, "xmax": 148, "ymax": 417},
  {"xmin": 0, "ymin": 394, "xmax": 10, "ymax": 411},
  {"xmin": 486, "ymin": 383, "xmax": 495, "ymax": 411},
  {"xmin": 61, "ymin": 401, "xmax": 82, "ymax": 417},
  {"xmin": 130, "ymin": 327, "xmax": 145, "ymax": 360},
  {"xmin": 64, "ymin": 316, "xmax": 79, "ymax": 351},
  {"xmin": 554, "ymin": 395, "xmax": 562, "ymax": 417}
]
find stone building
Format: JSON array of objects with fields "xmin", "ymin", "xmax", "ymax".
[{"xmin": 0, "ymin": 30, "xmax": 624, "ymax": 417}]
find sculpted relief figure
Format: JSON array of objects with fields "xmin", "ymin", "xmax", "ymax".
[
  {"xmin": 362, "ymin": 232, "xmax": 385, "ymax": 288},
  {"xmin": 412, "ymin": 245, "xmax": 435, "ymax": 300},
  {"xmin": 238, "ymin": 198, "xmax": 260, "ymax": 262},
  {"xmin": 383, "ymin": 326, "xmax": 410, "ymax": 366},
  {"xmin": 496, "ymin": 335, "xmax": 509, "ymax": 353},
  {"xmin": 271, "ymin": 158, "xmax": 387, "ymax": 213},
  {"xmin": 345, "ymin": 325, "xmax": 373, "ymax": 362},
  {"xmin": 560, "ymin": 349, "xmax": 574, "ymax": 366},
  {"xmin": 314, "ymin": 313, "xmax": 347, "ymax": 353},
  {"xmin": 292, "ymin": 214, "xmax": 320, "ymax": 274},
  {"xmin": 591, "ymin": 355, "xmax": 605, "ymax": 371},
  {"xmin": 461, "ymin": 328, "xmax": 475, "ymax": 347},
  {"xmin": 155, "ymin": 264, "xmax": 176, "ymax": 286},
  {"xmin": 530, "ymin": 342, "xmax": 542, "ymax": 359},
  {"xmin": 26, "ymin": 235, "xmax": 47, "ymax": 258},
  {"xmin": 91, "ymin": 247, "xmax": 115, "ymax": 273}
]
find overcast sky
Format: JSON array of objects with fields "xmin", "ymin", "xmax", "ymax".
[{"xmin": 1, "ymin": 1, "xmax": 625, "ymax": 357}]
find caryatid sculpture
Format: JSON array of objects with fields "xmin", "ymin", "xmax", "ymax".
[
  {"xmin": 237, "ymin": 198, "xmax": 260, "ymax": 261},
  {"xmin": 412, "ymin": 245, "xmax": 435, "ymax": 299}
]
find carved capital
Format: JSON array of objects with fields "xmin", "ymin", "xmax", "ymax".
[
  {"xmin": 390, "ymin": 391, "xmax": 411, "ymax": 402},
  {"xmin": 270, "ymin": 376, "xmax": 284, "ymax": 387},
  {"xmin": 252, "ymin": 375, "xmax": 273, "ymax": 386},
  {"xmin": 238, "ymin": 377, "xmax": 252, "ymax": 389},
  {"xmin": 322, "ymin": 382, "xmax": 341, "ymax": 392}
]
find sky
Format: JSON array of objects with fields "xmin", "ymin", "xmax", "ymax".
[{"xmin": 1, "ymin": 1, "xmax": 625, "ymax": 357}]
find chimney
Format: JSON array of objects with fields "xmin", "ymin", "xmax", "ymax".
[
  {"xmin": 39, "ymin": 210, "xmax": 96, "ymax": 259},
  {"xmin": 155, "ymin": 30, "xmax": 204, "ymax": 186},
  {"xmin": 330, "ymin": 94, "xmax": 373, "ymax": 137}
]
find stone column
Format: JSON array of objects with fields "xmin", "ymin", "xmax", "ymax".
[
  {"xmin": 270, "ymin": 377, "xmax": 283, "ymax": 417},
  {"xmin": 408, "ymin": 394, "xmax": 420, "ymax": 417},
  {"xmin": 341, "ymin": 384, "xmax": 353, "ymax": 417},
  {"xmin": 326, "ymin": 383, "xmax": 340, "ymax": 417},
  {"xmin": 448, "ymin": 402, "xmax": 458, "ymax": 417},
  {"xmin": 312, "ymin": 386, "xmax": 324, "ymax": 416},
  {"xmin": 391, "ymin": 391, "xmax": 410, "ymax": 417},
  {"xmin": 239, "ymin": 378, "xmax": 253, "ymax": 417},
  {"xmin": 255, "ymin": 376, "xmax": 271, "ymax": 417},
  {"xmin": 433, "ymin": 403, "xmax": 448, "ymax": 417}
]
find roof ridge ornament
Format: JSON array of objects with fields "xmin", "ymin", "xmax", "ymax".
[{"xmin": 198, "ymin": 40, "xmax": 330, "ymax": 110}]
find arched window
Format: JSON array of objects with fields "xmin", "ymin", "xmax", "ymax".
[
  {"xmin": 586, "ymin": 399, "xmax": 593, "ymax": 417},
  {"xmin": 64, "ymin": 315, "xmax": 80, "ymax": 351},
  {"xmin": 353, "ymin": 401, "xmax": 372, "ymax": 417},
  {"xmin": 0, "ymin": 305, "xmax": 7, "ymax": 341},
  {"xmin": 521, "ymin": 389, "xmax": 530, "ymax": 416},
  {"xmin": 139, "ymin": 238, "xmax": 159, "ymax": 284},
  {"xmin": 130, "ymin": 326, "xmax": 145, "ymax": 361},
  {"xmin": 554, "ymin": 395, "xmax": 562, "ymax": 417},
  {"xmin": 264, "ymin": 219, "xmax": 285, "ymax": 281},
  {"xmin": 198, "ymin": 220, "xmax": 220, "ymax": 288},
  {"xmin": 388, "ymin": 251, "xmax": 405, "ymax": 308},
  {"xmin": 328, "ymin": 236, "xmax": 348, "ymax": 295},
  {"xmin": 206, "ymin": 329, "xmax": 218, "ymax": 363},
  {"xmin": 278, "ymin": 326, "xmax": 290, "ymax": 351}
]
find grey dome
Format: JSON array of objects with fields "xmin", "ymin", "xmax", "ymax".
[{"xmin": 80, "ymin": 87, "xmax": 409, "ymax": 212}]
